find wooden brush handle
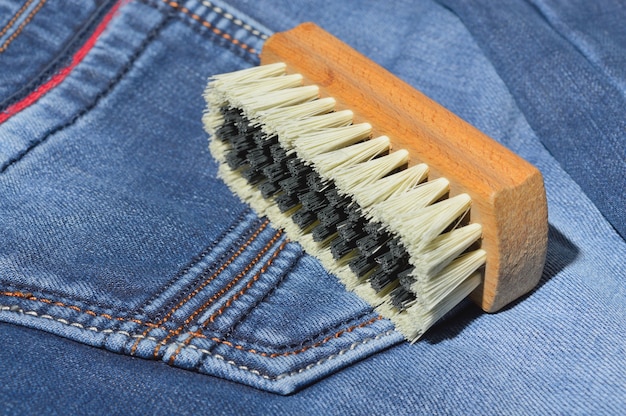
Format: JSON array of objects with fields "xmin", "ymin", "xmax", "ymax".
[{"xmin": 261, "ymin": 23, "xmax": 548, "ymax": 312}]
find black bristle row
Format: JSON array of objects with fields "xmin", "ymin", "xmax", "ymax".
[
  {"xmin": 389, "ymin": 286, "xmax": 417, "ymax": 311},
  {"xmin": 217, "ymin": 106, "xmax": 419, "ymax": 312}
]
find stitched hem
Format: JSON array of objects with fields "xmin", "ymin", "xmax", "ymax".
[
  {"xmin": 192, "ymin": 330, "xmax": 396, "ymax": 381},
  {"xmin": 0, "ymin": 303, "xmax": 398, "ymax": 384},
  {"xmin": 0, "ymin": 294, "xmax": 387, "ymax": 358},
  {"xmin": 139, "ymin": 0, "xmax": 268, "ymax": 61},
  {"xmin": 0, "ymin": 0, "xmax": 122, "ymax": 125},
  {"xmin": 135, "ymin": 207, "xmax": 253, "ymax": 315},
  {"xmin": 0, "ymin": 0, "xmax": 48, "ymax": 54},
  {"xmin": 0, "ymin": 12, "xmax": 170, "ymax": 173},
  {"xmin": 0, "ymin": 0, "xmax": 119, "ymax": 112}
]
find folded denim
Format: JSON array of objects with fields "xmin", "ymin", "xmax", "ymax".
[
  {"xmin": 1, "ymin": 0, "xmax": 625, "ymax": 414},
  {"xmin": 437, "ymin": 0, "xmax": 626, "ymax": 241},
  {"xmin": 0, "ymin": 0, "xmax": 112, "ymax": 104}
]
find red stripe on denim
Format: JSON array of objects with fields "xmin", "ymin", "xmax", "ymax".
[{"xmin": 0, "ymin": 1, "xmax": 123, "ymax": 124}]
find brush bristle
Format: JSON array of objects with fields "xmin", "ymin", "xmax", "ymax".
[{"xmin": 203, "ymin": 63, "xmax": 485, "ymax": 340}]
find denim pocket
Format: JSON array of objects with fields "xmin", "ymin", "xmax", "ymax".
[{"xmin": 0, "ymin": 0, "xmax": 402, "ymax": 394}]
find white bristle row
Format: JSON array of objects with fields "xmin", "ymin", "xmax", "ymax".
[
  {"xmin": 368, "ymin": 177, "xmax": 450, "ymax": 223},
  {"xmin": 239, "ymin": 85, "xmax": 320, "ymax": 117},
  {"xmin": 292, "ymin": 123, "xmax": 372, "ymax": 159},
  {"xmin": 224, "ymin": 73, "xmax": 304, "ymax": 103},
  {"xmin": 275, "ymin": 110, "xmax": 354, "ymax": 145},
  {"xmin": 209, "ymin": 62, "xmax": 287, "ymax": 85},
  {"xmin": 310, "ymin": 135, "xmax": 391, "ymax": 178},
  {"xmin": 412, "ymin": 249, "xmax": 486, "ymax": 309},
  {"xmin": 331, "ymin": 149, "xmax": 409, "ymax": 195},
  {"xmin": 205, "ymin": 63, "xmax": 288, "ymax": 109},
  {"xmin": 394, "ymin": 194, "xmax": 473, "ymax": 251},
  {"xmin": 202, "ymin": 110, "xmax": 224, "ymax": 136},
  {"xmin": 411, "ymin": 223, "xmax": 483, "ymax": 278},
  {"xmin": 203, "ymin": 64, "xmax": 486, "ymax": 340},
  {"xmin": 406, "ymin": 272, "xmax": 481, "ymax": 341},
  {"xmin": 257, "ymin": 98, "xmax": 339, "ymax": 133},
  {"xmin": 350, "ymin": 163, "xmax": 429, "ymax": 209}
]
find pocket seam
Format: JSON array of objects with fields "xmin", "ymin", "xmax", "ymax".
[
  {"xmin": 158, "ymin": 0, "xmax": 259, "ymax": 56},
  {"xmin": 138, "ymin": 226, "xmax": 283, "ymax": 358},
  {"xmin": 0, "ymin": 290, "xmax": 162, "ymax": 331},
  {"xmin": 136, "ymin": 207, "xmax": 252, "ymax": 316},
  {"xmin": 0, "ymin": 14, "xmax": 172, "ymax": 173},
  {"xmin": 194, "ymin": 315, "xmax": 384, "ymax": 358},
  {"xmin": 190, "ymin": 329, "xmax": 396, "ymax": 381},
  {"xmin": 0, "ymin": 0, "xmax": 48, "ymax": 54},
  {"xmin": 0, "ymin": 0, "xmax": 38, "ymax": 39},
  {"xmin": 0, "ymin": 302, "xmax": 394, "ymax": 371},
  {"xmin": 166, "ymin": 238, "xmax": 296, "ymax": 363},
  {"xmin": 1, "ymin": 241, "xmax": 386, "ymax": 358}
]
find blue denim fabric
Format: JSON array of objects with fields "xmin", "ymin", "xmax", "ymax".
[
  {"xmin": 436, "ymin": 0, "xmax": 626, "ymax": 241},
  {"xmin": 0, "ymin": 0, "xmax": 400, "ymax": 397},
  {"xmin": 0, "ymin": 0, "xmax": 110, "ymax": 102},
  {"xmin": 1, "ymin": 0, "xmax": 625, "ymax": 414}
]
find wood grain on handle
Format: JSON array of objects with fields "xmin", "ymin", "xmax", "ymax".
[{"xmin": 261, "ymin": 23, "xmax": 548, "ymax": 312}]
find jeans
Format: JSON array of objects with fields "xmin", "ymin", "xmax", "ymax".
[
  {"xmin": 1, "ymin": 0, "xmax": 624, "ymax": 414},
  {"xmin": 437, "ymin": 0, "xmax": 626, "ymax": 241}
]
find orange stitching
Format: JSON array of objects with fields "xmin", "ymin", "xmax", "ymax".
[
  {"xmin": 168, "ymin": 330, "xmax": 200, "ymax": 363},
  {"xmin": 2, "ymin": 222, "xmax": 272, "ymax": 355},
  {"xmin": 216, "ymin": 316, "xmax": 383, "ymax": 358},
  {"xmin": 170, "ymin": 316, "xmax": 383, "ymax": 365},
  {"xmin": 161, "ymin": 0, "xmax": 258, "ymax": 55},
  {"xmin": 158, "ymin": 229, "xmax": 284, "ymax": 360},
  {"xmin": 0, "ymin": 290, "xmax": 160, "ymax": 328},
  {"xmin": 265, "ymin": 316, "xmax": 382, "ymax": 358},
  {"xmin": 0, "ymin": 0, "xmax": 36, "ymax": 38},
  {"xmin": 1, "ymin": 290, "xmax": 385, "ymax": 360},
  {"xmin": 154, "ymin": 220, "xmax": 269, "ymax": 326},
  {"xmin": 167, "ymin": 238, "xmax": 287, "ymax": 364},
  {"xmin": 0, "ymin": 0, "xmax": 48, "ymax": 54},
  {"xmin": 130, "ymin": 219, "xmax": 270, "ymax": 355},
  {"xmin": 207, "ymin": 240, "xmax": 287, "ymax": 325}
]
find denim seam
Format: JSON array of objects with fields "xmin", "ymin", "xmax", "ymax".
[
  {"xmin": 193, "ymin": 316, "xmax": 384, "ymax": 358},
  {"xmin": 217, "ymin": 252, "xmax": 377, "ymax": 350},
  {"xmin": 170, "ymin": 13, "xmax": 260, "ymax": 64},
  {"xmin": 0, "ymin": 290, "xmax": 385, "ymax": 355},
  {"xmin": 2, "ymin": 273, "xmax": 378, "ymax": 350},
  {"xmin": 0, "ymin": 303, "xmax": 391, "ymax": 364},
  {"xmin": 167, "ymin": 241, "xmax": 300, "ymax": 363},
  {"xmin": 137, "ymin": 208, "xmax": 257, "ymax": 317},
  {"xmin": 198, "ymin": 0, "xmax": 268, "ymax": 40},
  {"xmin": 201, "ymin": 238, "xmax": 288, "ymax": 328},
  {"xmin": 0, "ymin": 213, "xmax": 261, "ymax": 323},
  {"xmin": 159, "ymin": 236, "xmax": 289, "ymax": 360},
  {"xmin": 0, "ymin": 282, "xmax": 135, "ymax": 314},
  {"xmin": 152, "ymin": 219, "xmax": 270, "ymax": 319},
  {"xmin": 0, "ymin": 0, "xmax": 36, "ymax": 38},
  {"xmin": 0, "ymin": 0, "xmax": 48, "ymax": 54},
  {"xmin": 0, "ymin": 303, "xmax": 395, "ymax": 382},
  {"xmin": 0, "ymin": 0, "xmax": 119, "ymax": 112},
  {"xmin": 0, "ymin": 304, "xmax": 160, "ymax": 339},
  {"xmin": 0, "ymin": 291, "xmax": 165, "ymax": 332},
  {"xmin": 139, "ymin": 0, "xmax": 261, "ymax": 58},
  {"xmin": 149, "ymin": 229, "xmax": 284, "ymax": 358},
  {"xmin": 215, "ymin": 249, "xmax": 304, "ymax": 349},
  {"xmin": 206, "ymin": 309, "xmax": 377, "ymax": 351},
  {"xmin": 129, "ymin": 221, "xmax": 275, "ymax": 356},
  {"xmin": 221, "ymin": 249, "xmax": 304, "ymax": 339},
  {"xmin": 2, "ymin": 234, "xmax": 368, "ymax": 360},
  {"xmin": 0, "ymin": 14, "xmax": 172, "ymax": 174},
  {"xmin": 191, "ymin": 329, "xmax": 397, "ymax": 381}
]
